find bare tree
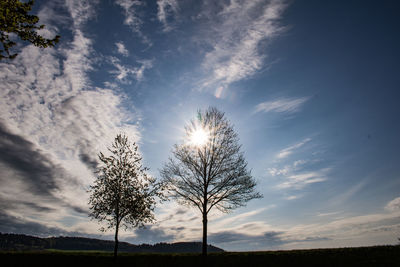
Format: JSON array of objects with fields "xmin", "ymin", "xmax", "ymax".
[
  {"xmin": 89, "ymin": 134, "xmax": 163, "ymax": 260},
  {"xmin": 161, "ymin": 107, "xmax": 262, "ymax": 256}
]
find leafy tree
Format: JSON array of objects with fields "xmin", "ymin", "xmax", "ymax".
[
  {"xmin": 89, "ymin": 134, "xmax": 164, "ymax": 260},
  {"xmin": 161, "ymin": 107, "xmax": 262, "ymax": 257},
  {"xmin": 0, "ymin": 0, "xmax": 60, "ymax": 60}
]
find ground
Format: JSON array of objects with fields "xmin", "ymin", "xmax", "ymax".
[{"xmin": 1, "ymin": 245, "xmax": 399, "ymax": 267}]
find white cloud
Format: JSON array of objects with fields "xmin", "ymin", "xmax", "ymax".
[
  {"xmin": 294, "ymin": 160, "xmax": 307, "ymax": 167},
  {"xmin": 268, "ymin": 153, "xmax": 328, "ymax": 190},
  {"xmin": 201, "ymin": 0, "xmax": 287, "ymax": 96},
  {"xmin": 150, "ymin": 203, "xmax": 275, "ymax": 244},
  {"xmin": 103, "ymin": 81, "xmax": 118, "ymax": 89},
  {"xmin": 286, "ymin": 211, "xmax": 400, "ymax": 243},
  {"xmin": 277, "ymin": 138, "xmax": 311, "ymax": 159},
  {"xmin": 286, "ymin": 195, "xmax": 301, "ymax": 200},
  {"xmin": 385, "ymin": 197, "xmax": 400, "ymax": 212},
  {"xmin": 277, "ymin": 168, "xmax": 330, "ymax": 189},
  {"xmin": 212, "ymin": 207, "xmax": 273, "ymax": 230},
  {"xmin": 157, "ymin": 0, "xmax": 179, "ymax": 32},
  {"xmin": 115, "ymin": 0, "xmax": 143, "ymax": 32},
  {"xmin": 268, "ymin": 159, "xmax": 308, "ymax": 178},
  {"xmin": 61, "ymin": 29, "xmax": 93, "ymax": 93},
  {"xmin": 316, "ymin": 211, "xmax": 341, "ymax": 217},
  {"xmin": 65, "ymin": 0, "xmax": 98, "ymax": 28},
  {"xmin": 109, "ymin": 57, "xmax": 153, "ymax": 83},
  {"xmin": 152, "ymin": 202, "xmax": 201, "ymax": 241},
  {"xmin": 255, "ymin": 97, "xmax": 309, "ymax": 114},
  {"xmin": 0, "ymin": 0, "xmax": 141, "ymax": 235},
  {"xmin": 268, "ymin": 166, "xmax": 291, "ymax": 176},
  {"xmin": 214, "ymin": 86, "xmax": 224, "ymax": 98},
  {"xmin": 153, "ymin": 202, "xmax": 400, "ymax": 250},
  {"xmin": 115, "ymin": 0, "xmax": 151, "ymax": 45},
  {"xmin": 115, "ymin": 42, "xmax": 129, "ymax": 56}
]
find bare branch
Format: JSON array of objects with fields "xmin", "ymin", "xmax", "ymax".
[{"xmin": 160, "ymin": 107, "xmax": 262, "ymax": 255}]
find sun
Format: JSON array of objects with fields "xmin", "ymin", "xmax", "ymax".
[{"xmin": 189, "ymin": 127, "xmax": 209, "ymax": 147}]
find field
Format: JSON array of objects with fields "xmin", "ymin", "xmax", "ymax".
[{"xmin": 1, "ymin": 246, "xmax": 399, "ymax": 267}]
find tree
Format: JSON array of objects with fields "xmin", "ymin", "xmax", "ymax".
[
  {"xmin": 161, "ymin": 107, "xmax": 262, "ymax": 257},
  {"xmin": 0, "ymin": 0, "xmax": 60, "ymax": 60},
  {"xmin": 88, "ymin": 134, "xmax": 163, "ymax": 260}
]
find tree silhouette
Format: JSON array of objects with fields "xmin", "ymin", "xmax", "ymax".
[
  {"xmin": 161, "ymin": 107, "xmax": 262, "ymax": 257},
  {"xmin": 0, "ymin": 0, "xmax": 60, "ymax": 60},
  {"xmin": 89, "ymin": 134, "xmax": 163, "ymax": 260}
]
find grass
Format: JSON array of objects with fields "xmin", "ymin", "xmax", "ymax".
[
  {"xmin": 44, "ymin": 249, "xmax": 112, "ymax": 254},
  {"xmin": 1, "ymin": 245, "xmax": 399, "ymax": 267}
]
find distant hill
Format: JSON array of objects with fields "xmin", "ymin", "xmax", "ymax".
[{"xmin": 0, "ymin": 233, "xmax": 224, "ymax": 253}]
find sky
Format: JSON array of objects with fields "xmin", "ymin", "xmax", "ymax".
[{"xmin": 0, "ymin": 0, "xmax": 400, "ymax": 251}]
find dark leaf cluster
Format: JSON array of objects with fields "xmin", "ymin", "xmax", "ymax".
[{"xmin": 0, "ymin": 0, "xmax": 60, "ymax": 60}]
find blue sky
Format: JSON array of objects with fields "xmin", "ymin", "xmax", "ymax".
[{"xmin": 0, "ymin": 0, "xmax": 399, "ymax": 251}]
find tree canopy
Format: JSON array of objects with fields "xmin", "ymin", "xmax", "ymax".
[
  {"xmin": 89, "ymin": 134, "xmax": 164, "ymax": 259},
  {"xmin": 161, "ymin": 107, "xmax": 262, "ymax": 256},
  {"xmin": 0, "ymin": 0, "xmax": 60, "ymax": 60}
]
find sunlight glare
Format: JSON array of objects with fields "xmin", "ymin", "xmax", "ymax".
[{"xmin": 189, "ymin": 128, "xmax": 209, "ymax": 147}]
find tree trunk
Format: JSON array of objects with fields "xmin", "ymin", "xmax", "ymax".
[
  {"xmin": 202, "ymin": 212, "xmax": 207, "ymax": 257},
  {"xmin": 114, "ymin": 221, "xmax": 119, "ymax": 261}
]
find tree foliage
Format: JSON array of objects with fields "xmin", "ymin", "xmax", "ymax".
[
  {"xmin": 89, "ymin": 134, "xmax": 163, "ymax": 259},
  {"xmin": 0, "ymin": 0, "xmax": 60, "ymax": 60},
  {"xmin": 161, "ymin": 107, "xmax": 262, "ymax": 256}
]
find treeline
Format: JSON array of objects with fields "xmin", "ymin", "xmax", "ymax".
[{"xmin": 0, "ymin": 233, "xmax": 224, "ymax": 253}]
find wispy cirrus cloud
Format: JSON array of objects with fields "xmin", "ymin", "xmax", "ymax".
[
  {"xmin": 0, "ymin": 0, "xmax": 141, "ymax": 237},
  {"xmin": 276, "ymin": 168, "xmax": 330, "ymax": 189},
  {"xmin": 65, "ymin": 0, "xmax": 99, "ymax": 28},
  {"xmin": 385, "ymin": 196, "xmax": 400, "ymax": 212},
  {"xmin": 115, "ymin": 0, "xmax": 143, "ymax": 32},
  {"xmin": 268, "ymin": 139, "xmax": 330, "ymax": 190},
  {"xmin": 115, "ymin": 0, "xmax": 151, "ymax": 45},
  {"xmin": 255, "ymin": 97, "xmax": 309, "ymax": 114},
  {"xmin": 211, "ymin": 207, "xmax": 273, "ymax": 231},
  {"xmin": 316, "ymin": 211, "xmax": 341, "ymax": 217},
  {"xmin": 285, "ymin": 195, "xmax": 302, "ymax": 200},
  {"xmin": 157, "ymin": 0, "xmax": 179, "ymax": 32},
  {"xmin": 206, "ymin": 203, "xmax": 400, "ymax": 251},
  {"xmin": 152, "ymin": 199, "xmax": 400, "ymax": 251},
  {"xmin": 200, "ymin": 0, "xmax": 287, "ymax": 97},
  {"xmin": 277, "ymin": 138, "xmax": 311, "ymax": 159},
  {"xmin": 109, "ymin": 57, "xmax": 153, "ymax": 83},
  {"xmin": 285, "ymin": 208, "xmax": 400, "ymax": 250},
  {"xmin": 115, "ymin": 42, "xmax": 129, "ymax": 57}
]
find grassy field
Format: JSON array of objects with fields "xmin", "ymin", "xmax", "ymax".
[{"xmin": 1, "ymin": 245, "xmax": 399, "ymax": 267}]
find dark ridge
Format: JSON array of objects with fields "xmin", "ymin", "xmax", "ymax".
[{"xmin": 0, "ymin": 233, "xmax": 224, "ymax": 253}]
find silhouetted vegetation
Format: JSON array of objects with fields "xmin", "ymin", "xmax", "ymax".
[
  {"xmin": 88, "ymin": 134, "xmax": 165, "ymax": 259},
  {"xmin": 1, "ymin": 245, "xmax": 399, "ymax": 267},
  {"xmin": 0, "ymin": 233, "xmax": 224, "ymax": 253},
  {"xmin": 0, "ymin": 0, "xmax": 60, "ymax": 60},
  {"xmin": 161, "ymin": 107, "xmax": 262, "ymax": 256}
]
